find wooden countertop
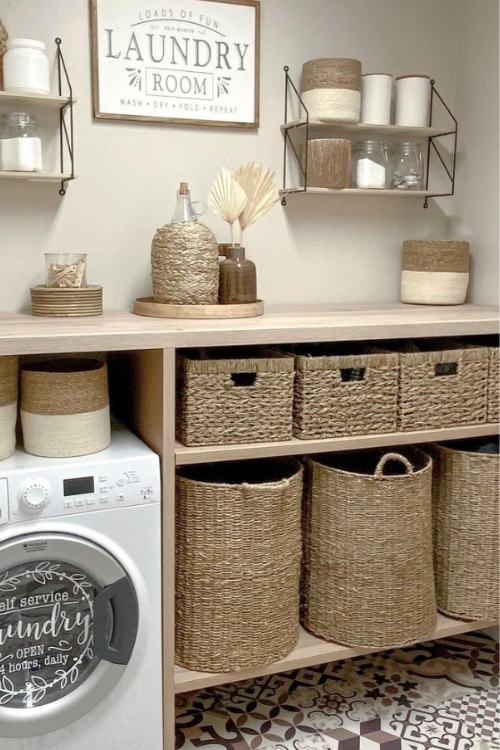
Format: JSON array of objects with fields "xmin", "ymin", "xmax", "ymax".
[{"xmin": 0, "ymin": 303, "xmax": 497, "ymax": 354}]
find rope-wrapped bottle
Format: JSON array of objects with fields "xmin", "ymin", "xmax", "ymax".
[{"xmin": 151, "ymin": 182, "xmax": 219, "ymax": 305}]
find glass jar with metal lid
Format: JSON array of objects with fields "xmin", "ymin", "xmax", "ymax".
[
  {"xmin": 390, "ymin": 141, "xmax": 423, "ymax": 190},
  {"xmin": 352, "ymin": 140, "xmax": 388, "ymax": 189},
  {"xmin": 0, "ymin": 112, "xmax": 43, "ymax": 172}
]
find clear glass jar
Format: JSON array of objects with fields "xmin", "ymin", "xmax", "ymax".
[
  {"xmin": 390, "ymin": 141, "xmax": 423, "ymax": 190},
  {"xmin": 0, "ymin": 112, "xmax": 43, "ymax": 172},
  {"xmin": 352, "ymin": 140, "xmax": 388, "ymax": 189},
  {"xmin": 46, "ymin": 253, "xmax": 88, "ymax": 288}
]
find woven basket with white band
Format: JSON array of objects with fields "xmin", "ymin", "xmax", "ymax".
[{"xmin": 0, "ymin": 356, "xmax": 18, "ymax": 460}]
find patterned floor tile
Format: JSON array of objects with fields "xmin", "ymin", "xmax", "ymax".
[{"xmin": 176, "ymin": 633, "xmax": 499, "ymax": 750}]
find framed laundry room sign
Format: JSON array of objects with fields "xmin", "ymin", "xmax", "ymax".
[{"xmin": 90, "ymin": 0, "xmax": 260, "ymax": 128}]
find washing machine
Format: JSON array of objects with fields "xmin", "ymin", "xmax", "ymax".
[{"xmin": 0, "ymin": 422, "xmax": 162, "ymax": 749}]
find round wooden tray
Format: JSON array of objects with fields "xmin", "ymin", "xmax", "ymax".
[{"xmin": 133, "ymin": 297, "xmax": 264, "ymax": 319}]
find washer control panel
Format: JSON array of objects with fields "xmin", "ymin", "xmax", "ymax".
[{"xmin": 0, "ymin": 425, "xmax": 161, "ymax": 525}]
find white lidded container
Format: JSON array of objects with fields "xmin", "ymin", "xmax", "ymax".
[
  {"xmin": 395, "ymin": 75, "xmax": 431, "ymax": 127},
  {"xmin": 3, "ymin": 38, "xmax": 50, "ymax": 95},
  {"xmin": 361, "ymin": 73, "xmax": 393, "ymax": 125},
  {"xmin": 0, "ymin": 112, "xmax": 43, "ymax": 172}
]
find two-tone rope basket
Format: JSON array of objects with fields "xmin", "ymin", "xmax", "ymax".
[
  {"xmin": 21, "ymin": 359, "xmax": 110, "ymax": 458},
  {"xmin": 302, "ymin": 449, "xmax": 436, "ymax": 648},
  {"xmin": 397, "ymin": 341, "xmax": 489, "ymax": 431},
  {"xmin": 432, "ymin": 438, "xmax": 499, "ymax": 621},
  {"xmin": 175, "ymin": 459, "xmax": 303, "ymax": 672},
  {"xmin": 288, "ymin": 344, "xmax": 399, "ymax": 440},
  {"xmin": 0, "ymin": 356, "xmax": 18, "ymax": 460},
  {"xmin": 151, "ymin": 221, "xmax": 219, "ymax": 305},
  {"xmin": 177, "ymin": 348, "xmax": 294, "ymax": 446},
  {"xmin": 488, "ymin": 347, "xmax": 499, "ymax": 423}
]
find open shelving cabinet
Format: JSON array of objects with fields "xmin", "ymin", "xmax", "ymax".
[
  {"xmin": 0, "ymin": 302, "xmax": 498, "ymax": 750},
  {"xmin": 280, "ymin": 67, "xmax": 458, "ymax": 208}
]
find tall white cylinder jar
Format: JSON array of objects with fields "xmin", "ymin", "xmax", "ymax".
[
  {"xmin": 361, "ymin": 74, "xmax": 393, "ymax": 125},
  {"xmin": 395, "ymin": 75, "xmax": 431, "ymax": 127},
  {"xmin": 3, "ymin": 39, "xmax": 50, "ymax": 95}
]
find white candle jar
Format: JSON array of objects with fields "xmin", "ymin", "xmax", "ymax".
[
  {"xmin": 361, "ymin": 74, "xmax": 393, "ymax": 125},
  {"xmin": 395, "ymin": 75, "xmax": 431, "ymax": 127},
  {"xmin": 352, "ymin": 141, "xmax": 388, "ymax": 189},
  {"xmin": 3, "ymin": 38, "xmax": 50, "ymax": 95},
  {"xmin": 0, "ymin": 112, "xmax": 43, "ymax": 172}
]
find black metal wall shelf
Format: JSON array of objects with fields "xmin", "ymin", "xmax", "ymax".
[
  {"xmin": 0, "ymin": 38, "xmax": 75, "ymax": 196},
  {"xmin": 281, "ymin": 66, "xmax": 458, "ymax": 208}
]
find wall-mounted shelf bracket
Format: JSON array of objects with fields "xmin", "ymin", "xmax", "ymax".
[{"xmin": 55, "ymin": 37, "xmax": 75, "ymax": 196}]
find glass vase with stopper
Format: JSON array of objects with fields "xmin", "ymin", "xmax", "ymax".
[{"xmin": 219, "ymin": 244, "xmax": 257, "ymax": 305}]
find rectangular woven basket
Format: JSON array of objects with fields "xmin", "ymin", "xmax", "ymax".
[
  {"xmin": 488, "ymin": 347, "xmax": 499, "ymax": 423},
  {"xmin": 286, "ymin": 343, "xmax": 399, "ymax": 440},
  {"xmin": 397, "ymin": 340, "xmax": 489, "ymax": 431},
  {"xmin": 176, "ymin": 347, "xmax": 294, "ymax": 446}
]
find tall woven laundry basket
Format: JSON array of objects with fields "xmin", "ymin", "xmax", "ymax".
[
  {"xmin": 302, "ymin": 448, "xmax": 437, "ymax": 648},
  {"xmin": 0, "ymin": 356, "xmax": 18, "ymax": 460},
  {"xmin": 176, "ymin": 459, "xmax": 303, "ymax": 672},
  {"xmin": 432, "ymin": 438, "xmax": 499, "ymax": 621}
]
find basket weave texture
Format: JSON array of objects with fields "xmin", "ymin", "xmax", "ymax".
[
  {"xmin": 151, "ymin": 221, "xmax": 218, "ymax": 305},
  {"xmin": 175, "ymin": 459, "xmax": 303, "ymax": 672},
  {"xmin": 432, "ymin": 442, "xmax": 499, "ymax": 621},
  {"xmin": 0, "ymin": 356, "xmax": 18, "ymax": 407},
  {"xmin": 488, "ymin": 347, "xmax": 499, "ymax": 423},
  {"xmin": 290, "ymin": 346, "xmax": 399, "ymax": 440},
  {"xmin": 0, "ymin": 356, "xmax": 18, "ymax": 460},
  {"xmin": 302, "ymin": 449, "xmax": 437, "ymax": 648},
  {"xmin": 398, "ymin": 343, "xmax": 488, "ymax": 431},
  {"xmin": 177, "ymin": 348, "xmax": 294, "ymax": 446}
]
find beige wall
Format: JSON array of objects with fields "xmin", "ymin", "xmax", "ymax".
[{"xmin": 0, "ymin": 0, "xmax": 494, "ymax": 312}]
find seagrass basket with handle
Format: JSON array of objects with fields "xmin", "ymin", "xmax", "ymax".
[
  {"xmin": 302, "ymin": 448, "xmax": 436, "ymax": 648},
  {"xmin": 432, "ymin": 438, "xmax": 499, "ymax": 621},
  {"xmin": 0, "ymin": 356, "xmax": 18, "ymax": 460},
  {"xmin": 175, "ymin": 458, "xmax": 303, "ymax": 672}
]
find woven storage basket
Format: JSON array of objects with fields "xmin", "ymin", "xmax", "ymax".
[
  {"xmin": 432, "ymin": 438, "xmax": 499, "ymax": 621},
  {"xmin": 306, "ymin": 139, "xmax": 351, "ymax": 189},
  {"xmin": 289, "ymin": 343, "xmax": 399, "ymax": 440},
  {"xmin": 301, "ymin": 58, "xmax": 362, "ymax": 122},
  {"xmin": 151, "ymin": 221, "xmax": 218, "ymax": 305},
  {"xmin": 177, "ymin": 348, "xmax": 294, "ymax": 446},
  {"xmin": 0, "ymin": 356, "xmax": 18, "ymax": 460},
  {"xmin": 302, "ymin": 448, "xmax": 436, "ymax": 648},
  {"xmin": 21, "ymin": 359, "xmax": 110, "ymax": 458},
  {"xmin": 401, "ymin": 240, "xmax": 470, "ymax": 305},
  {"xmin": 176, "ymin": 458, "xmax": 303, "ymax": 672},
  {"xmin": 488, "ymin": 347, "xmax": 499, "ymax": 423},
  {"xmin": 397, "ymin": 340, "xmax": 488, "ymax": 431}
]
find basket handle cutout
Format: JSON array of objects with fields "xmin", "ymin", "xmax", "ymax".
[
  {"xmin": 375, "ymin": 452, "xmax": 414, "ymax": 478},
  {"xmin": 340, "ymin": 367, "xmax": 366, "ymax": 383},
  {"xmin": 434, "ymin": 362, "xmax": 458, "ymax": 377},
  {"xmin": 231, "ymin": 372, "xmax": 257, "ymax": 387}
]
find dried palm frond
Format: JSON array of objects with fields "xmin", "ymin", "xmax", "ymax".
[
  {"xmin": 232, "ymin": 162, "xmax": 279, "ymax": 239},
  {"xmin": 208, "ymin": 167, "xmax": 247, "ymax": 245}
]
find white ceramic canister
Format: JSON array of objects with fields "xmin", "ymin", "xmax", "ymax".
[
  {"xmin": 361, "ymin": 74, "xmax": 393, "ymax": 125},
  {"xmin": 3, "ymin": 38, "xmax": 50, "ymax": 95},
  {"xmin": 395, "ymin": 75, "xmax": 431, "ymax": 127}
]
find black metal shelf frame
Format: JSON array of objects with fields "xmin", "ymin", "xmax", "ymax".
[
  {"xmin": 55, "ymin": 37, "xmax": 75, "ymax": 196},
  {"xmin": 281, "ymin": 66, "xmax": 458, "ymax": 208}
]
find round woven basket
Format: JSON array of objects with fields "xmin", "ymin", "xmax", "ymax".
[
  {"xmin": 151, "ymin": 221, "xmax": 218, "ymax": 305},
  {"xmin": 0, "ymin": 356, "xmax": 18, "ymax": 460},
  {"xmin": 306, "ymin": 139, "xmax": 351, "ymax": 188},
  {"xmin": 301, "ymin": 58, "xmax": 362, "ymax": 122},
  {"xmin": 302, "ymin": 448, "xmax": 437, "ymax": 648},
  {"xmin": 176, "ymin": 458, "xmax": 303, "ymax": 672},
  {"xmin": 21, "ymin": 359, "xmax": 110, "ymax": 458},
  {"xmin": 401, "ymin": 240, "xmax": 470, "ymax": 305},
  {"xmin": 432, "ymin": 439, "xmax": 499, "ymax": 621}
]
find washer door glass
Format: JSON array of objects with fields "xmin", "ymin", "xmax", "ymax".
[{"xmin": 0, "ymin": 560, "xmax": 98, "ymax": 709}]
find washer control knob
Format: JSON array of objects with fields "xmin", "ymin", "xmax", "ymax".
[{"xmin": 19, "ymin": 478, "xmax": 51, "ymax": 511}]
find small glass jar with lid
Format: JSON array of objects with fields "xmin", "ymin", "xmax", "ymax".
[
  {"xmin": 390, "ymin": 142, "xmax": 424, "ymax": 190},
  {"xmin": 352, "ymin": 140, "xmax": 388, "ymax": 189},
  {"xmin": 0, "ymin": 112, "xmax": 43, "ymax": 172}
]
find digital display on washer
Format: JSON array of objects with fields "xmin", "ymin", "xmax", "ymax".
[{"xmin": 63, "ymin": 476, "xmax": 95, "ymax": 496}]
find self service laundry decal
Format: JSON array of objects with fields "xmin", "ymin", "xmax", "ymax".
[{"xmin": 92, "ymin": 0, "xmax": 259, "ymax": 126}]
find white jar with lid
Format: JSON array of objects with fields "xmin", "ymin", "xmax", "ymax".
[
  {"xmin": 395, "ymin": 75, "xmax": 431, "ymax": 127},
  {"xmin": 3, "ymin": 39, "xmax": 50, "ymax": 95}
]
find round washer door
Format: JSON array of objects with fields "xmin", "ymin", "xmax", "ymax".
[{"xmin": 0, "ymin": 532, "xmax": 139, "ymax": 738}]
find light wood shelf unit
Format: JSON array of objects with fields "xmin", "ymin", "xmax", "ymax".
[
  {"xmin": 0, "ymin": 90, "xmax": 76, "ymax": 109},
  {"xmin": 280, "ymin": 188, "xmax": 430, "ymax": 199},
  {"xmin": 175, "ymin": 614, "xmax": 499, "ymax": 694},
  {"xmin": 281, "ymin": 120, "xmax": 452, "ymax": 139},
  {"xmin": 0, "ymin": 171, "xmax": 75, "ymax": 182},
  {"xmin": 0, "ymin": 304, "xmax": 498, "ymax": 750}
]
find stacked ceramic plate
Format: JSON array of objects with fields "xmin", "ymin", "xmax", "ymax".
[{"xmin": 30, "ymin": 286, "xmax": 103, "ymax": 317}]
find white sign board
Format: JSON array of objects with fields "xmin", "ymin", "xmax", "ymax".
[{"xmin": 91, "ymin": 0, "xmax": 260, "ymax": 128}]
